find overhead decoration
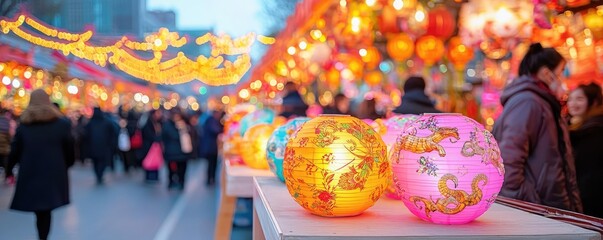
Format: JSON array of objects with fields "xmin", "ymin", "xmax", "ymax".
[
  {"xmin": 0, "ymin": 14, "xmax": 274, "ymax": 86},
  {"xmin": 391, "ymin": 114, "xmax": 504, "ymax": 224}
]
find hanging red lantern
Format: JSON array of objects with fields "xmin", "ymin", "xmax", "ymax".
[
  {"xmin": 426, "ymin": 7, "xmax": 456, "ymax": 39},
  {"xmin": 379, "ymin": 5, "xmax": 401, "ymax": 34},
  {"xmin": 447, "ymin": 36, "xmax": 474, "ymax": 71},
  {"xmin": 416, "ymin": 35, "xmax": 445, "ymax": 66},
  {"xmin": 386, "ymin": 33, "xmax": 414, "ymax": 62}
]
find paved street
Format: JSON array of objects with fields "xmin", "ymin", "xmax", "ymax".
[{"xmin": 0, "ymin": 160, "xmax": 251, "ymax": 240}]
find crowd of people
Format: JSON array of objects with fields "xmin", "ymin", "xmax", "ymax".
[
  {"xmin": 1, "ymin": 42, "xmax": 603, "ymax": 240},
  {"xmin": 0, "ymin": 90, "xmax": 224, "ymax": 240}
]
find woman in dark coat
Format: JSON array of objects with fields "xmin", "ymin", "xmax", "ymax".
[
  {"xmin": 84, "ymin": 107, "xmax": 117, "ymax": 184},
  {"xmin": 201, "ymin": 110, "xmax": 224, "ymax": 186},
  {"xmin": 568, "ymin": 83, "xmax": 603, "ymax": 218},
  {"xmin": 137, "ymin": 109, "xmax": 163, "ymax": 182},
  {"xmin": 492, "ymin": 43, "xmax": 582, "ymax": 212},
  {"xmin": 6, "ymin": 89, "xmax": 74, "ymax": 240},
  {"xmin": 162, "ymin": 109, "xmax": 192, "ymax": 190}
]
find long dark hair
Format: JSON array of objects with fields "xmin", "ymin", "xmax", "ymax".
[
  {"xmin": 576, "ymin": 83, "xmax": 603, "ymax": 108},
  {"xmin": 518, "ymin": 43, "xmax": 565, "ymax": 76}
]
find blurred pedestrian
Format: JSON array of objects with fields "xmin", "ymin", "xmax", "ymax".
[
  {"xmin": 280, "ymin": 82, "xmax": 308, "ymax": 119},
  {"xmin": 568, "ymin": 83, "xmax": 603, "ymax": 217},
  {"xmin": 357, "ymin": 98, "xmax": 383, "ymax": 120},
  {"xmin": 6, "ymin": 89, "xmax": 74, "ymax": 240},
  {"xmin": 118, "ymin": 104, "xmax": 140, "ymax": 170},
  {"xmin": 201, "ymin": 110, "xmax": 224, "ymax": 186},
  {"xmin": 137, "ymin": 109, "xmax": 163, "ymax": 182},
  {"xmin": 84, "ymin": 107, "xmax": 117, "ymax": 184},
  {"xmin": 0, "ymin": 108, "xmax": 11, "ymax": 178},
  {"xmin": 393, "ymin": 76, "xmax": 441, "ymax": 115},
  {"xmin": 492, "ymin": 43, "xmax": 582, "ymax": 212},
  {"xmin": 323, "ymin": 93, "xmax": 350, "ymax": 115},
  {"xmin": 162, "ymin": 109, "xmax": 193, "ymax": 190}
]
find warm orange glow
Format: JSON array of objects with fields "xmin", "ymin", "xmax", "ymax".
[
  {"xmin": 283, "ymin": 115, "xmax": 390, "ymax": 217},
  {"xmin": 241, "ymin": 124, "xmax": 275, "ymax": 169}
]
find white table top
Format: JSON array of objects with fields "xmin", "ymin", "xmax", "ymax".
[
  {"xmin": 253, "ymin": 177, "xmax": 601, "ymax": 240},
  {"xmin": 223, "ymin": 158, "xmax": 273, "ymax": 198}
]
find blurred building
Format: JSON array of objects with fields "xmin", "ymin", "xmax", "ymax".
[
  {"xmin": 35, "ymin": 0, "xmax": 146, "ymax": 37},
  {"xmin": 145, "ymin": 10, "xmax": 177, "ymax": 33}
]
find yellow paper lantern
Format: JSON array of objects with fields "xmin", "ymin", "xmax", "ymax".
[
  {"xmin": 415, "ymin": 35, "xmax": 445, "ymax": 66},
  {"xmin": 283, "ymin": 115, "xmax": 391, "ymax": 217},
  {"xmin": 386, "ymin": 33, "xmax": 414, "ymax": 62},
  {"xmin": 365, "ymin": 71, "xmax": 383, "ymax": 87},
  {"xmin": 241, "ymin": 123, "xmax": 275, "ymax": 169}
]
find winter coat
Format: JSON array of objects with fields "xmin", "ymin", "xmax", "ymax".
[
  {"xmin": 492, "ymin": 76, "xmax": 582, "ymax": 212},
  {"xmin": 200, "ymin": 116, "xmax": 223, "ymax": 157},
  {"xmin": 0, "ymin": 115, "xmax": 11, "ymax": 155},
  {"xmin": 393, "ymin": 90, "xmax": 441, "ymax": 115},
  {"xmin": 83, "ymin": 109, "xmax": 117, "ymax": 163},
  {"xmin": 136, "ymin": 117, "xmax": 161, "ymax": 161},
  {"xmin": 280, "ymin": 91, "xmax": 308, "ymax": 118},
  {"xmin": 161, "ymin": 120, "xmax": 190, "ymax": 162},
  {"xmin": 8, "ymin": 107, "xmax": 74, "ymax": 212},
  {"xmin": 570, "ymin": 110, "xmax": 603, "ymax": 217}
]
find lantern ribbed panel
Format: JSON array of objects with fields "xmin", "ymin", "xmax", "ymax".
[
  {"xmin": 266, "ymin": 117, "xmax": 310, "ymax": 182},
  {"xmin": 284, "ymin": 115, "xmax": 391, "ymax": 217},
  {"xmin": 381, "ymin": 114, "xmax": 419, "ymax": 199},
  {"xmin": 241, "ymin": 123, "xmax": 274, "ymax": 169},
  {"xmin": 392, "ymin": 113, "xmax": 504, "ymax": 224}
]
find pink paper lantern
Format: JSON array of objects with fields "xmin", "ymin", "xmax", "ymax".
[
  {"xmin": 381, "ymin": 114, "xmax": 419, "ymax": 199},
  {"xmin": 391, "ymin": 113, "xmax": 504, "ymax": 224}
]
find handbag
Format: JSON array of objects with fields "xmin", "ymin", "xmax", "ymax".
[
  {"xmin": 179, "ymin": 129, "xmax": 193, "ymax": 154},
  {"xmin": 142, "ymin": 142, "xmax": 164, "ymax": 170},
  {"xmin": 130, "ymin": 129, "xmax": 143, "ymax": 149},
  {"xmin": 118, "ymin": 128, "xmax": 131, "ymax": 151}
]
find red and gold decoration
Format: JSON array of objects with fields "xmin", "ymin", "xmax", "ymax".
[{"xmin": 284, "ymin": 115, "xmax": 390, "ymax": 217}]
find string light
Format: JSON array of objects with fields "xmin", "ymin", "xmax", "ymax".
[{"xmin": 0, "ymin": 15, "xmax": 273, "ymax": 86}]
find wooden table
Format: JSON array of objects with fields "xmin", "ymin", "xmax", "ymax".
[
  {"xmin": 252, "ymin": 177, "xmax": 601, "ymax": 240},
  {"xmin": 214, "ymin": 157, "xmax": 273, "ymax": 240}
]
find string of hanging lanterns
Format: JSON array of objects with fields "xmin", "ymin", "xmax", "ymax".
[{"xmin": 0, "ymin": 14, "xmax": 274, "ymax": 86}]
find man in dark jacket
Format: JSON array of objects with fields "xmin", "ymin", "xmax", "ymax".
[
  {"xmin": 162, "ymin": 110, "xmax": 192, "ymax": 190},
  {"xmin": 201, "ymin": 110, "xmax": 224, "ymax": 186},
  {"xmin": 280, "ymin": 82, "xmax": 308, "ymax": 119},
  {"xmin": 393, "ymin": 76, "xmax": 441, "ymax": 115},
  {"xmin": 84, "ymin": 107, "xmax": 117, "ymax": 184}
]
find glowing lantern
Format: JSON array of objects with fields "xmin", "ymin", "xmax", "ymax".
[
  {"xmin": 584, "ymin": 8, "xmax": 603, "ymax": 39},
  {"xmin": 365, "ymin": 71, "xmax": 383, "ymax": 87},
  {"xmin": 426, "ymin": 7, "xmax": 456, "ymax": 39},
  {"xmin": 379, "ymin": 5, "xmax": 401, "ymax": 34},
  {"xmin": 381, "ymin": 114, "xmax": 418, "ymax": 199},
  {"xmin": 447, "ymin": 36, "xmax": 475, "ymax": 71},
  {"xmin": 241, "ymin": 123, "xmax": 275, "ymax": 169},
  {"xmin": 391, "ymin": 114, "xmax": 504, "ymax": 224},
  {"xmin": 239, "ymin": 109, "xmax": 275, "ymax": 136},
  {"xmin": 266, "ymin": 117, "xmax": 310, "ymax": 182},
  {"xmin": 326, "ymin": 68, "xmax": 341, "ymax": 88},
  {"xmin": 336, "ymin": 53, "xmax": 364, "ymax": 79},
  {"xmin": 401, "ymin": 3, "xmax": 428, "ymax": 36},
  {"xmin": 284, "ymin": 115, "xmax": 391, "ymax": 217},
  {"xmin": 387, "ymin": 33, "xmax": 414, "ymax": 62},
  {"xmin": 415, "ymin": 35, "xmax": 445, "ymax": 66},
  {"xmin": 361, "ymin": 46, "xmax": 382, "ymax": 70}
]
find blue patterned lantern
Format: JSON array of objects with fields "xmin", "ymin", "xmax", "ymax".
[
  {"xmin": 266, "ymin": 117, "xmax": 310, "ymax": 182},
  {"xmin": 239, "ymin": 109, "xmax": 275, "ymax": 136}
]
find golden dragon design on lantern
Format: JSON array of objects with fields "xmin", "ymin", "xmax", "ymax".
[
  {"xmin": 394, "ymin": 127, "xmax": 460, "ymax": 158},
  {"xmin": 461, "ymin": 128, "xmax": 504, "ymax": 176},
  {"xmin": 409, "ymin": 173, "xmax": 488, "ymax": 218}
]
